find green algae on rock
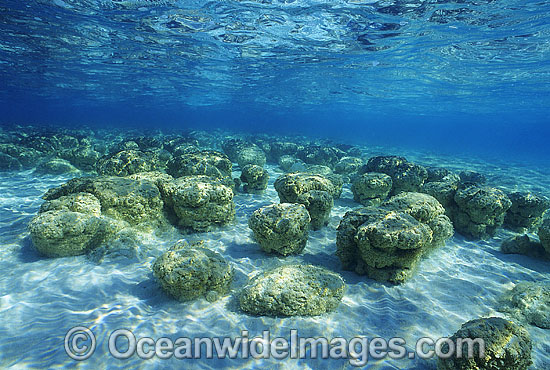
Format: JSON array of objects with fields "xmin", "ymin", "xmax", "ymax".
[
  {"xmin": 158, "ymin": 175, "xmax": 235, "ymax": 232},
  {"xmin": 351, "ymin": 172, "xmax": 393, "ymax": 206},
  {"xmin": 248, "ymin": 203, "xmax": 310, "ymax": 256},
  {"xmin": 336, "ymin": 192, "xmax": 453, "ymax": 284},
  {"xmin": 538, "ymin": 218, "xmax": 550, "ymax": 254},
  {"xmin": 96, "ymin": 149, "xmax": 166, "ymax": 176},
  {"xmin": 362, "ymin": 155, "xmax": 428, "ymax": 195},
  {"xmin": 152, "ymin": 241, "xmax": 234, "ymax": 302},
  {"xmin": 240, "ymin": 164, "xmax": 269, "ymax": 193},
  {"xmin": 167, "ymin": 150, "xmax": 232, "ymax": 179},
  {"xmin": 454, "ymin": 186, "xmax": 512, "ymax": 239},
  {"xmin": 504, "ymin": 191, "xmax": 550, "ymax": 232},
  {"xmin": 437, "ymin": 317, "xmax": 532, "ymax": 370},
  {"xmin": 239, "ymin": 264, "xmax": 345, "ymax": 316},
  {"xmin": 497, "ymin": 281, "xmax": 550, "ymax": 329}
]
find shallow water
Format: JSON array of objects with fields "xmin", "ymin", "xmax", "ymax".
[{"xmin": 0, "ymin": 143, "xmax": 548, "ymax": 369}]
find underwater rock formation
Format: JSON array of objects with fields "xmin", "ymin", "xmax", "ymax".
[
  {"xmin": 336, "ymin": 192, "xmax": 453, "ymax": 284},
  {"xmin": 152, "ymin": 240, "xmax": 233, "ymax": 302},
  {"xmin": 43, "ymin": 175, "xmax": 165, "ymax": 226},
  {"xmin": 297, "ymin": 145, "xmax": 345, "ymax": 169},
  {"xmin": 497, "ymin": 281, "xmax": 550, "ymax": 329},
  {"xmin": 29, "ymin": 191, "xmax": 123, "ymax": 258},
  {"xmin": 158, "ymin": 175, "xmax": 235, "ymax": 232},
  {"xmin": 454, "ymin": 186, "xmax": 512, "ymax": 239},
  {"xmin": 362, "ymin": 155, "xmax": 428, "ymax": 195},
  {"xmin": 458, "ymin": 170, "xmax": 487, "ymax": 187},
  {"xmin": 500, "ymin": 234, "xmax": 546, "ymax": 257},
  {"xmin": 278, "ymin": 155, "xmax": 302, "ymax": 172},
  {"xmin": 437, "ymin": 317, "xmax": 532, "ymax": 370},
  {"xmin": 96, "ymin": 149, "xmax": 164, "ymax": 176},
  {"xmin": 239, "ymin": 264, "xmax": 345, "ymax": 316},
  {"xmin": 240, "ymin": 164, "xmax": 269, "ymax": 193},
  {"xmin": 334, "ymin": 156, "xmax": 363, "ymax": 175},
  {"xmin": 0, "ymin": 152, "xmax": 22, "ymax": 171},
  {"xmin": 538, "ymin": 218, "xmax": 550, "ymax": 254},
  {"xmin": 167, "ymin": 150, "xmax": 232, "ymax": 179},
  {"xmin": 35, "ymin": 158, "xmax": 79, "ymax": 175},
  {"xmin": 0, "ymin": 143, "xmax": 43, "ymax": 167},
  {"xmin": 59, "ymin": 146, "xmax": 102, "ymax": 171},
  {"xmin": 504, "ymin": 191, "xmax": 550, "ymax": 231},
  {"xmin": 222, "ymin": 139, "xmax": 266, "ymax": 168},
  {"xmin": 351, "ymin": 172, "xmax": 393, "ymax": 206},
  {"xmin": 268, "ymin": 141, "xmax": 301, "ymax": 162},
  {"xmin": 248, "ymin": 203, "xmax": 310, "ymax": 256},
  {"xmin": 274, "ymin": 172, "xmax": 342, "ymax": 229},
  {"xmin": 426, "ymin": 167, "xmax": 451, "ymax": 182},
  {"xmin": 421, "ymin": 173, "xmax": 460, "ymax": 217}
]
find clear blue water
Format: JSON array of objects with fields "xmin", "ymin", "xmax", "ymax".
[{"xmin": 1, "ymin": 0, "xmax": 550, "ymax": 368}]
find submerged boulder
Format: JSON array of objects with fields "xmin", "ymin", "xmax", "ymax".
[
  {"xmin": 239, "ymin": 264, "xmax": 345, "ymax": 316},
  {"xmin": 351, "ymin": 172, "xmax": 393, "ymax": 206},
  {"xmin": 240, "ymin": 164, "xmax": 269, "ymax": 193},
  {"xmin": 454, "ymin": 186, "xmax": 512, "ymax": 239},
  {"xmin": 538, "ymin": 218, "xmax": 550, "ymax": 254},
  {"xmin": 297, "ymin": 145, "xmax": 345, "ymax": 169},
  {"xmin": 504, "ymin": 191, "xmax": 550, "ymax": 231},
  {"xmin": 96, "ymin": 149, "xmax": 164, "ymax": 176},
  {"xmin": 336, "ymin": 192, "xmax": 453, "ymax": 284},
  {"xmin": 335, "ymin": 156, "xmax": 363, "ymax": 175},
  {"xmin": 500, "ymin": 234, "xmax": 546, "ymax": 257},
  {"xmin": 35, "ymin": 158, "xmax": 79, "ymax": 175},
  {"xmin": 248, "ymin": 203, "xmax": 310, "ymax": 256},
  {"xmin": 362, "ymin": 155, "xmax": 428, "ymax": 195},
  {"xmin": 421, "ymin": 174, "xmax": 460, "ymax": 216},
  {"xmin": 0, "ymin": 152, "xmax": 22, "ymax": 171},
  {"xmin": 43, "ymin": 176, "xmax": 165, "ymax": 226},
  {"xmin": 28, "ymin": 210, "xmax": 117, "ymax": 258},
  {"xmin": 167, "ymin": 150, "xmax": 232, "ymax": 179},
  {"xmin": 152, "ymin": 241, "xmax": 234, "ymax": 302},
  {"xmin": 274, "ymin": 172, "xmax": 341, "ymax": 229},
  {"xmin": 437, "ymin": 317, "xmax": 532, "ymax": 370},
  {"xmin": 497, "ymin": 281, "xmax": 550, "ymax": 329},
  {"xmin": 159, "ymin": 175, "xmax": 235, "ymax": 232}
]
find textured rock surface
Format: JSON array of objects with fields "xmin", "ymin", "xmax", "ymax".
[
  {"xmin": 96, "ymin": 150, "xmax": 162, "ymax": 176},
  {"xmin": 35, "ymin": 158, "xmax": 79, "ymax": 175},
  {"xmin": 240, "ymin": 164, "xmax": 269, "ymax": 193},
  {"xmin": 437, "ymin": 317, "xmax": 532, "ymax": 370},
  {"xmin": 362, "ymin": 155, "xmax": 428, "ymax": 195},
  {"xmin": 239, "ymin": 264, "xmax": 345, "ymax": 316},
  {"xmin": 500, "ymin": 234, "xmax": 546, "ymax": 256},
  {"xmin": 504, "ymin": 192, "xmax": 550, "ymax": 231},
  {"xmin": 152, "ymin": 241, "xmax": 234, "ymax": 302},
  {"xmin": 167, "ymin": 150, "xmax": 232, "ymax": 179},
  {"xmin": 538, "ymin": 218, "xmax": 550, "ymax": 254},
  {"xmin": 248, "ymin": 203, "xmax": 310, "ymax": 256},
  {"xmin": 43, "ymin": 176, "xmax": 165, "ymax": 226},
  {"xmin": 336, "ymin": 192, "xmax": 453, "ymax": 284},
  {"xmin": 29, "ymin": 210, "xmax": 117, "ymax": 257},
  {"xmin": 335, "ymin": 156, "xmax": 363, "ymax": 175},
  {"xmin": 351, "ymin": 173, "xmax": 393, "ymax": 206},
  {"xmin": 274, "ymin": 172, "xmax": 342, "ymax": 229},
  {"xmin": 498, "ymin": 281, "xmax": 550, "ymax": 329},
  {"xmin": 159, "ymin": 175, "xmax": 235, "ymax": 232},
  {"xmin": 454, "ymin": 186, "xmax": 512, "ymax": 239}
]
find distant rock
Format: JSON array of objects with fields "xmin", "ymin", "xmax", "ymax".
[
  {"xmin": 498, "ymin": 281, "xmax": 550, "ymax": 329},
  {"xmin": 362, "ymin": 155, "xmax": 428, "ymax": 195}
]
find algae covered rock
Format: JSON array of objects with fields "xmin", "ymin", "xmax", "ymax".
[
  {"xmin": 152, "ymin": 241, "xmax": 234, "ymax": 302},
  {"xmin": 43, "ymin": 176, "xmax": 165, "ymax": 226},
  {"xmin": 538, "ymin": 218, "xmax": 550, "ymax": 254},
  {"xmin": 497, "ymin": 281, "xmax": 550, "ymax": 329},
  {"xmin": 458, "ymin": 170, "xmax": 487, "ymax": 187},
  {"xmin": 29, "ymin": 210, "xmax": 116, "ymax": 258},
  {"xmin": 159, "ymin": 175, "xmax": 235, "ymax": 232},
  {"xmin": 336, "ymin": 192, "xmax": 453, "ymax": 284},
  {"xmin": 167, "ymin": 150, "xmax": 232, "ymax": 179},
  {"xmin": 351, "ymin": 173, "xmax": 393, "ymax": 206},
  {"xmin": 335, "ymin": 156, "xmax": 363, "ymax": 175},
  {"xmin": 362, "ymin": 155, "xmax": 428, "ymax": 195},
  {"xmin": 504, "ymin": 191, "xmax": 550, "ymax": 231},
  {"xmin": 274, "ymin": 172, "xmax": 342, "ymax": 229},
  {"xmin": 236, "ymin": 146, "xmax": 266, "ymax": 168},
  {"xmin": 500, "ymin": 234, "xmax": 545, "ymax": 256},
  {"xmin": 0, "ymin": 152, "xmax": 22, "ymax": 171},
  {"xmin": 454, "ymin": 186, "xmax": 512, "ymax": 239},
  {"xmin": 240, "ymin": 164, "xmax": 269, "ymax": 193},
  {"xmin": 0, "ymin": 143, "xmax": 43, "ymax": 167},
  {"xmin": 437, "ymin": 317, "xmax": 532, "ymax": 370},
  {"xmin": 239, "ymin": 264, "xmax": 345, "ymax": 316},
  {"xmin": 297, "ymin": 145, "xmax": 344, "ymax": 169},
  {"xmin": 40, "ymin": 192, "xmax": 102, "ymax": 216},
  {"xmin": 35, "ymin": 158, "xmax": 79, "ymax": 175},
  {"xmin": 96, "ymin": 149, "xmax": 162, "ymax": 176},
  {"xmin": 421, "ymin": 174, "xmax": 460, "ymax": 213},
  {"xmin": 278, "ymin": 155, "xmax": 301, "ymax": 172},
  {"xmin": 248, "ymin": 203, "xmax": 310, "ymax": 256}
]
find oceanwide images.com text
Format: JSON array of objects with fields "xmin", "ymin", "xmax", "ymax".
[{"xmin": 65, "ymin": 327, "xmax": 485, "ymax": 365}]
